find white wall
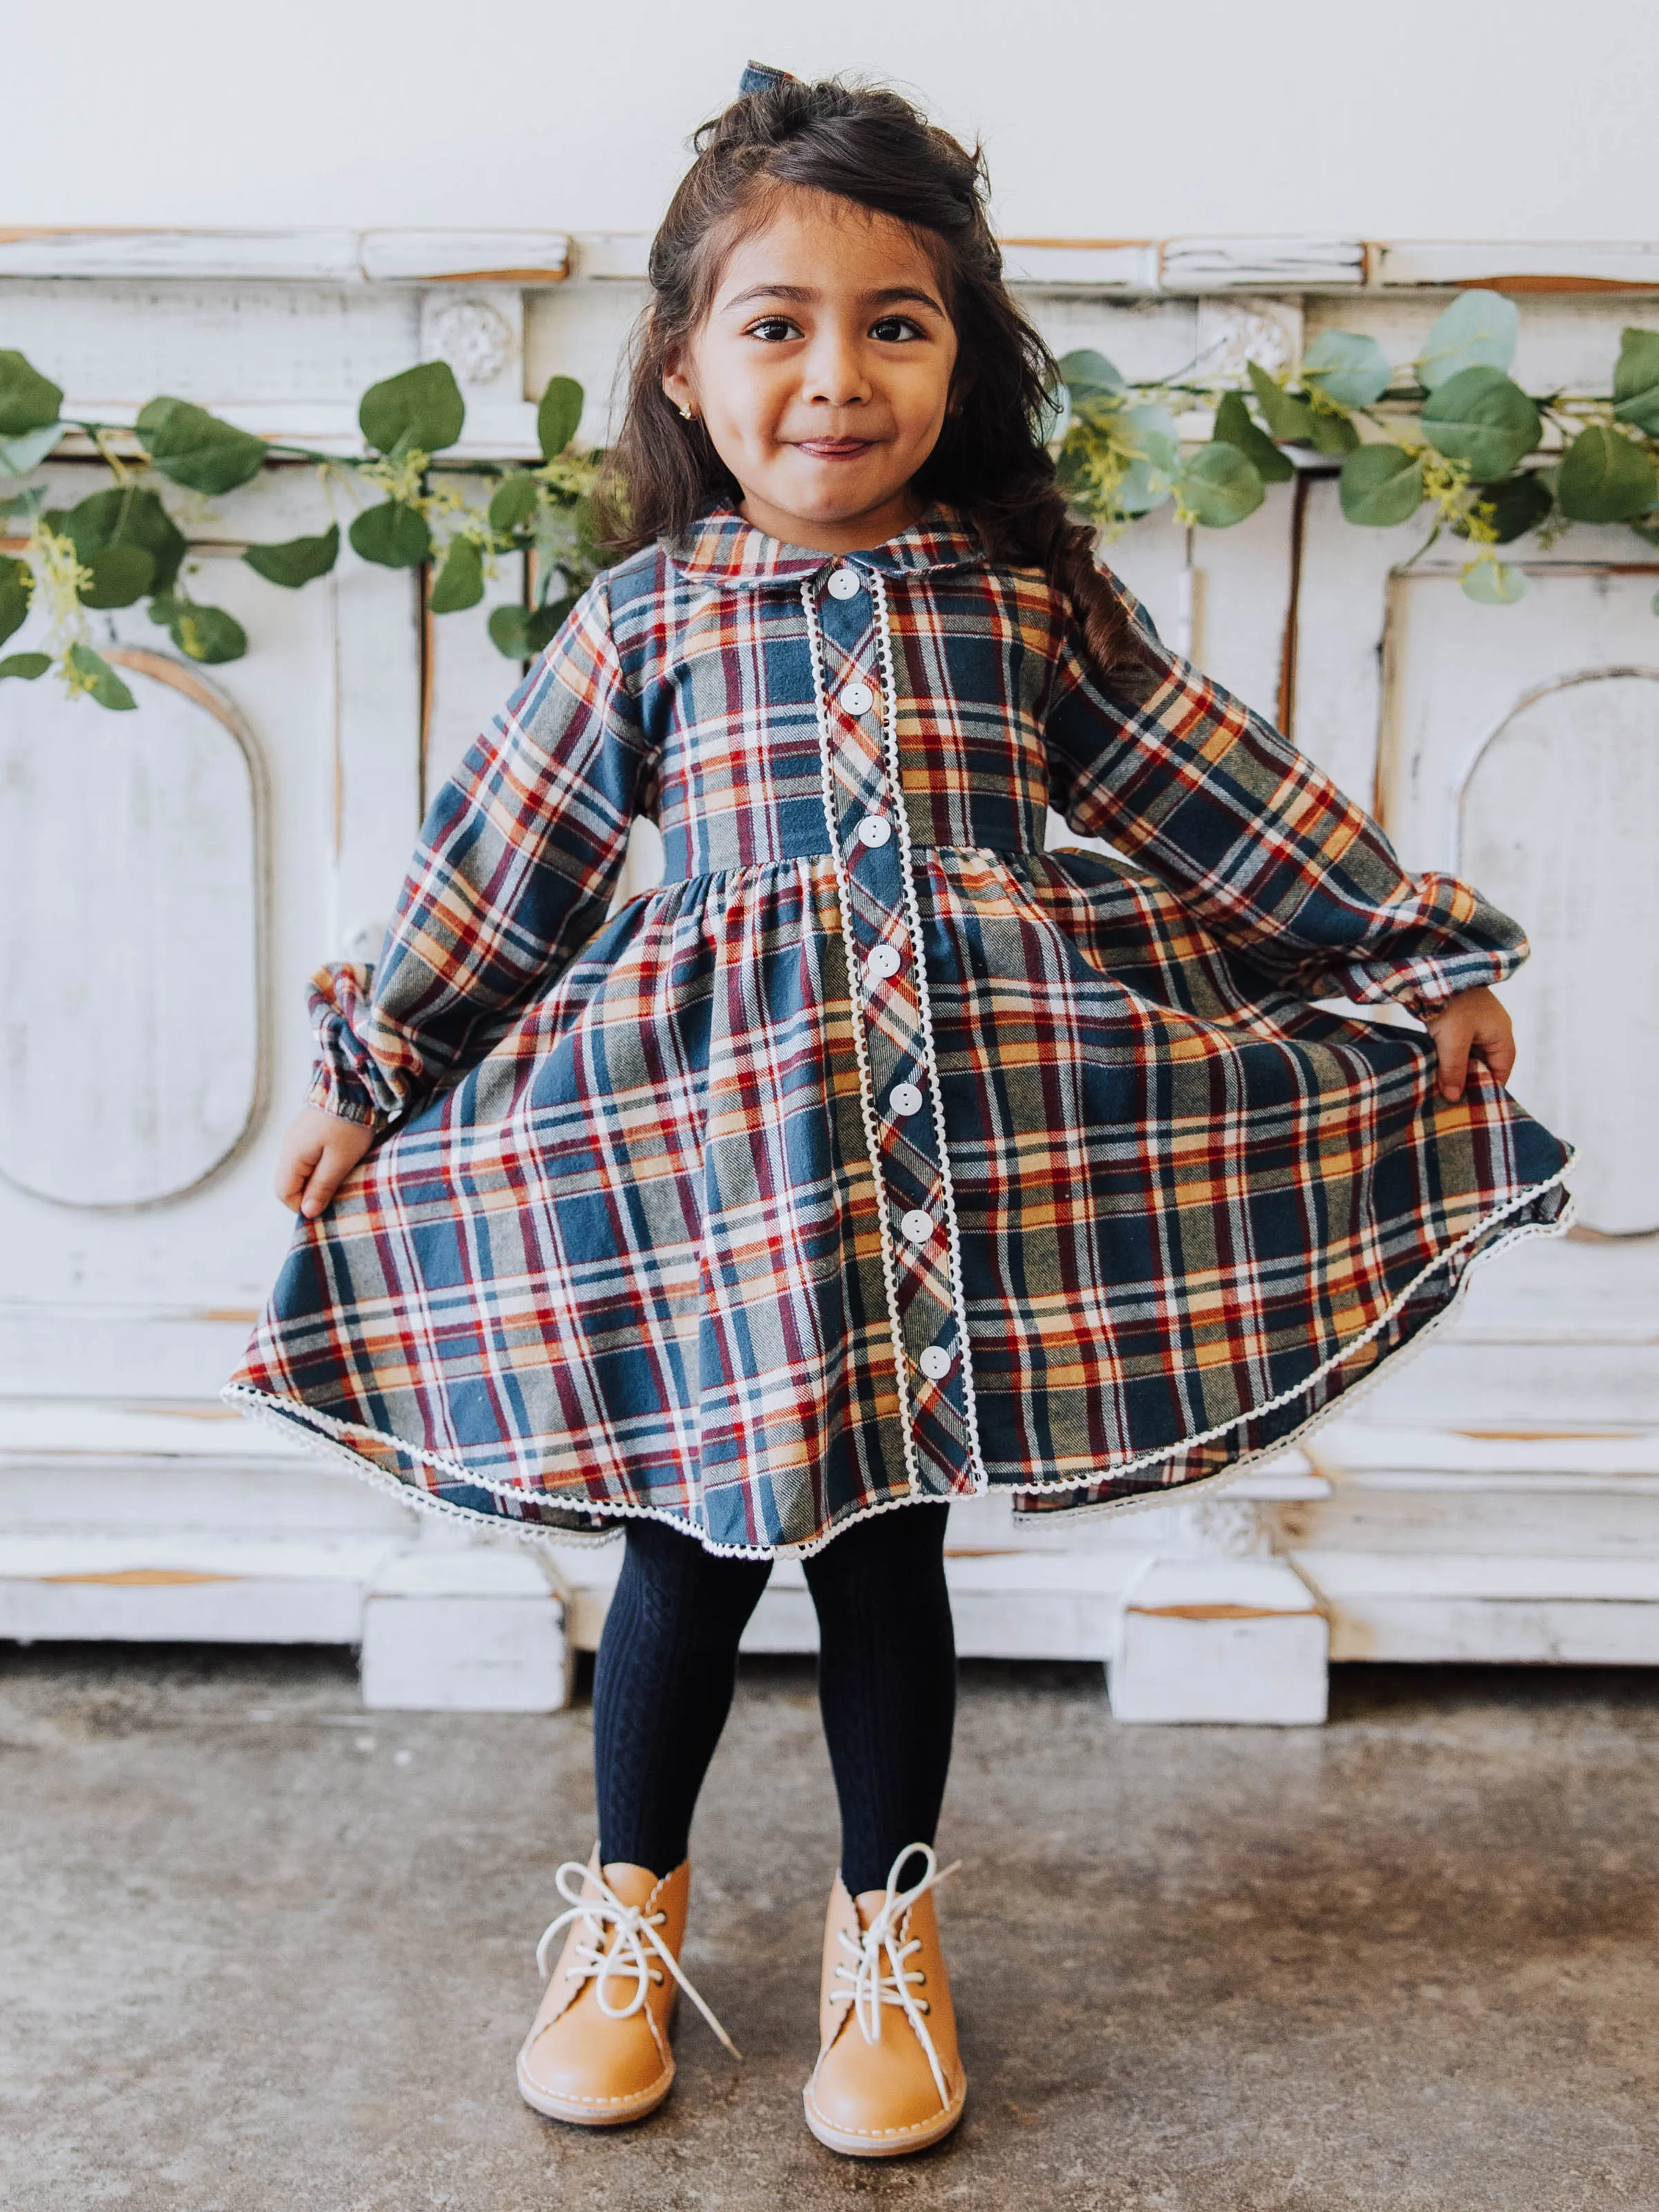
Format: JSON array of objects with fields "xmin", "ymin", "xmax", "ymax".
[{"xmin": 5, "ymin": 0, "xmax": 1656, "ymax": 243}]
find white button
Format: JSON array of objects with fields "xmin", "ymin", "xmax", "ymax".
[
  {"xmin": 827, "ymin": 566, "xmax": 862, "ymax": 600},
  {"xmin": 889, "ymin": 1081, "xmax": 924, "ymax": 1116},
  {"xmin": 856, "ymin": 815, "xmax": 891, "ymax": 847},
  {"xmin": 867, "ymin": 944, "xmax": 902, "ymax": 979},
  {"xmin": 841, "ymin": 680, "xmax": 875, "ymax": 717},
  {"xmin": 919, "ymin": 1345, "xmax": 953, "ymax": 1380},
  {"xmin": 900, "ymin": 1208, "xmax": 935, "ymax": 1244}
]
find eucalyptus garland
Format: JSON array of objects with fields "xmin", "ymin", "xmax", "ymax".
[
  {"xmin": 1053, "ymin": 290, "xmax": 1659, "ymax": 609},
  {"xmin": 0, "ymin": 357, "xmax": 602, "ymax": 711},
  {"xmin": 1, "ymin": 287, "xmax": 1656, "ymax": 712}
]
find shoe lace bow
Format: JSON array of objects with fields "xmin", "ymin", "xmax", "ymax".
[
  {"xmin": 534, "ymin": 1859, "xmax": 740, "ymax": 2059},
  {"xmin": 828, "ymin": 1843, "xmax": 961, "ymax": 2105}
]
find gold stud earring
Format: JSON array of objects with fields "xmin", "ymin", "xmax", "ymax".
[{"xmin": 677, "ymin": 403, "xmax": 695, "ymax": 422}]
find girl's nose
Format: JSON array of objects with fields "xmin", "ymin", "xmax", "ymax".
[{"xmin": 801, "ymin": 335, "xmax": 871, "ymax": 409}]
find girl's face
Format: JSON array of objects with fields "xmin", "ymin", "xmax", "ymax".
[{"xmin": 663, "ymin": 187, "xmax": 959, "ymax": 555}]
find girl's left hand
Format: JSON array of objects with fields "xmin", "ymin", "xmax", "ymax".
[{"xmin": 1421, "ymin": 984, "xmax": 1516, "ymax": 1102}]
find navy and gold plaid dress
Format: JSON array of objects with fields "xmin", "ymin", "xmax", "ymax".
[{"xmin": 224, "ymin": 503, "xmax": 1573, "ymax": 1557}]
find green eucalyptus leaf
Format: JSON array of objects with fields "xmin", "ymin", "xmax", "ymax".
[
  {"xmin": 488, "ymin": 473, "xmax": 540, "ymax": 531},
  {"xmin": 487, "ymin": 603, "xmax": 532, "ymax": 659},
  {"xmin": 1122, "ymin": 402, "xmax": 1180, "ymax": 467},
  {"xmin": 1612, "ymin": 326, "xmax": 1659, "ymax": 434},
  {"xmin": 1179, "ymin": 442, "xmax": 1264, "ymax": 527},
  {"xmin": 77, "ymin": 541, "xmax": 156, "ymax": 609},
  {"xmin": 1109, "ymin": 402, "xmax": 1180, "ymax": 516},
  {"xmin": 0, "ymin": 421, "xmax": 66, "ymax": 477},
  {"xmin": 0, "ymin": 554, "xmax": 32, "ymax": 648},
  {"xmin": 242, "ymin": 523, "xmax": 339, "ymax": 588},
  {"xmin": 1339, "ymin": 443, "xmax": 1425, "ymax": 526},
  {"xmin": 1555, "ymin": 422, "xmax": 1658, "ymax": 523},
  {"xmin": 1476, "ymin": 471, "xmax": 1553, "ymax": 544},
  {"xmin": 1246, "ymin": 361, "xmax": 1314, "ymax": 443},
  {"xmin": 0, "ymin": 652, "xmax": 50, "ymax": 680},
  {"xmin": 348, "ymin": 500, "xmax": 432, "ymax": 568},
  {"xmin": 1417, "ymin": 290, "xmax": 1519, "ymax": 390},
  {"xmin": 167, "ymin": 602, "xmax": 248, "ymax": 664},
  {"xmin": 1420, "ymin": 367, "xmax": 1541, "ymax": 480},
  {"xmin": 1301, "ymin": 330, "xmax": 1391, "ymax": 409},
  {"xmin": 1212, "ymin": 391, "xmax": 1294, "ymax": 482},
  {"xmin": 1059, "ymin": 348, "xmax": 1127, "ymax": 397},
  {"xmin": 429, "ymin": 535, "xmax": 485, "ymax": 613},
  {"xmin": 64, "ymin": 487, "xmax": 187, "ymax": 594},
  {"xmin": 536, "ymin": 375, "xmax": 584, "ymax": 461},
  {"xmin": 1308, "ymin": 409, "xmax": 1360, "ymax": 455},
  {"xmin": 68, "ymin": 641, "xmax": 137, "ymax": 709},
  {"xmin": 487, "ymin": 597, "xmax": 572, "ymax": 660},
  {"xmin": 135, "ymin": 397, "xmax": 267, "ymax": 495},
  {"xmin": 0, "ymin": 350, "xmax": 64, "ymax": 437},
  {"xmin": 359, "ymin": 361, "xmax": 465, "ymax": 456},
  {"xmin": 1461, "ymin": 558, "xmax": 1526, "ymax": 606},
  {"xmin": 1107, "ymin": 469, "xmax": 1169, "ymax": 520}
]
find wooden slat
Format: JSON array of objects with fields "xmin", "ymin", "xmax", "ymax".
[{"xmin": 1376, "ymin": 241, "xmax": 1659, "ymax": 290}]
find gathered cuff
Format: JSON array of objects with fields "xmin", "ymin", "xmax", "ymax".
[
  {"xmin": 304, "ymin": 1062, "xmax": 381, "ymax": 1130},
  {"xmin": 1328, "ymin": 946, "xmax": 1520, "ymax": 1021},
  {"xmin": 303, "ymin": 959, "xmax": 410, "ymax": 1135}
]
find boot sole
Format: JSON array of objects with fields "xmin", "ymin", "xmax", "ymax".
[
  {"xmin": 516, "ymin": 2050, "xmax": 674, "ymax": 2127},
  {"xmin": 803, "ymin": 2079, "xmax": 966, "ymax": 2159}
]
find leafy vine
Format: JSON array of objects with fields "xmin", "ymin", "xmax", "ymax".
[
  {"xmin": 1053, "ymin": 290, "xmax": 1659, "ymax": 610},
  {"xmin": 0, "ymin": 357, "xmax": 601, "ymax": 710},
  {"xmin": 1, "ymin": 288, "xmax": 1656, "ymax": 711}
]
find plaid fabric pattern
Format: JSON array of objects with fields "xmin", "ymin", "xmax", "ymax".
[{"xmin": 225, "ymin": 503, "xmax": 1572, "ymax": 1557}]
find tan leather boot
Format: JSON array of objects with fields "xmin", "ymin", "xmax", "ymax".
[
  {"xmin": 516, "ymin": 1847, "xmax": 738, "ymax": 2126},
  {"xmin": 803, "ymin": 1844, "xmax": 966, "ymax": 2157}
]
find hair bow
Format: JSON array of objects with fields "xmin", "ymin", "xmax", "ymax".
[{"xmin": 738, "ymin": 60, "xmax": 798, "ymax": 95}]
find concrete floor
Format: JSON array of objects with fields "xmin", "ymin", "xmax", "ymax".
[{"xmin": 2, "ymin": 1650, "xmax": 1658, "ymax": 2212}]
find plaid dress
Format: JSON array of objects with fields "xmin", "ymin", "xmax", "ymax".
[{"xmin": 224, "ymin": 503, "xmax": 1573, "ymax": 1558}]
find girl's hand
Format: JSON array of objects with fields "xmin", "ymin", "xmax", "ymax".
[
  {"xmin": 276, "ymin": 1105, "xmax": 376, "ymax": 1219},
  {"xmin": 1421, "ymin": 985, "xmax": 1516, "ymax": 1103}
]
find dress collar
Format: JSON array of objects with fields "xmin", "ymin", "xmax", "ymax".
[{"xmin": 663, "ymin": 501, "xmax": 988, "ymax": 590}]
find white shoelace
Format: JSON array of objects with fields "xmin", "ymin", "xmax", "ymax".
[
  {"xmin": 827, "ymin": 1843, "xmax": 962, "ymax": 2106},
  {"xmin": 534, "ymin": 1859, "xmax": 741, "ymax": 2059}
]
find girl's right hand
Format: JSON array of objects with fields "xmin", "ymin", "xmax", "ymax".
[{"xmin": 275, "ymin": 1105, "xmax": 377, "ymax": 1219}]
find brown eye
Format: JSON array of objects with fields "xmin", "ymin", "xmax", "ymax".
[
  {"xmin": 747, "ymin": 317, "xmax": 799, "ymax": 342},
  {"xmin": 871, "ymin": 316, "xmax": 924, "ymax": 342}
]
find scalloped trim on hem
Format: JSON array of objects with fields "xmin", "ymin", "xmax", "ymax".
[
  {"xmin": 998, "ymin": 1155, "xmax": 1575, "ymax": 1512},
  {"xmin": 221, "ymin": 1156, "xmax": 1572, "ymax": 1564}
]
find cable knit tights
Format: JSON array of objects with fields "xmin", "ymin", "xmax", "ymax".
[{"xmin": 592, "ymin": 1503, "xmax": 956, "ymax": 1896}]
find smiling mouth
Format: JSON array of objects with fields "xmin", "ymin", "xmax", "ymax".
[{"xmin": 794, "ymin": 438, "xmax": 875, "ymax": 459}]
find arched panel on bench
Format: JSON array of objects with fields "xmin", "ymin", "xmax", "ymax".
[
  {"xmin": 1459, "ymin": 668, "xmax": 1659, "ymax": 1240},
  {"xmin": 0, "ymin": 648, "xmax": 270, "ymax": 1211}
]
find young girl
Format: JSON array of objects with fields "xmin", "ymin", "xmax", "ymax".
[{"xmin": 226, "ymin": 64, "xmax": 1571, "ymax": 2159}]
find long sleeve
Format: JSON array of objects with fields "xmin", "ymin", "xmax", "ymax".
[
  {"xmin": 305, "ymin": 575, "xmax": 654, "ymax": 1134},
  {"xmin": 1041, "ymin": 565, "xmax": 1528, "ymax": 1017}
]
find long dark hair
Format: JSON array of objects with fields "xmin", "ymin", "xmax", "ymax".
[{"xmin": 591, "ymin": 72, "xmax": 1153, "ymax": 689}]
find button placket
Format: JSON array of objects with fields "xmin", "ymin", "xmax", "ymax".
[{"xmin": 804, "ymin": 569, "xmax": 971, "ymax": 1494}]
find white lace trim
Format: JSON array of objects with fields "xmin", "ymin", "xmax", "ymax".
[
  {"xmin": 868, "ymin": 567, "xmax": 989, "ymax": 1497},
  {"xmin": 800, "ymin": 572, "xmax": 923, "ymax": 1503},
  {"xmin": 1001, "ymin": 1155, "xmax": 1575, "ymax": 1506},
  {"xmin": 220, "ymin": 1156, "xmax": 1571, "ymax": 1562}
]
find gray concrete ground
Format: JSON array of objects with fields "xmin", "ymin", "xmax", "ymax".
[{"xmin": 2, "ymin": 1646, "xmax": 1657, "ymax": 2212}]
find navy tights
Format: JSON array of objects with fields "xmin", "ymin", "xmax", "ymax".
[{"xmin": 592, "ymin": 1504, "xmax": 956, "ymax": 1896}]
